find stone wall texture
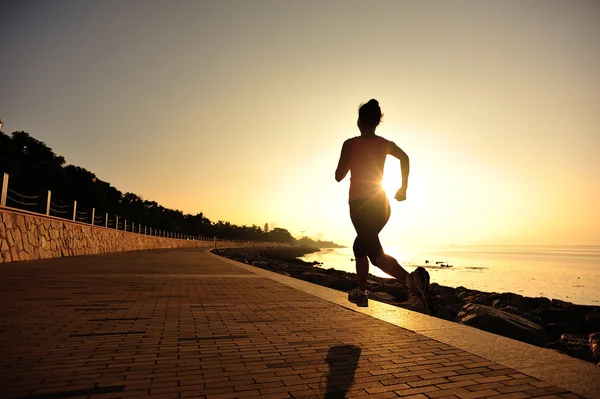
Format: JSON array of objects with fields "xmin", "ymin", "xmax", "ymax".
[{"xmin": 0, "ymin": 208, "xmax": 260, "ymax": 263}]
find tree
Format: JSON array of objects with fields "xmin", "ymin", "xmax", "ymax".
[
  {"xmin": 0, "ymin": 129, "xmax": 300, "ymax": 242},
  {"xmin": 268, "ymin": 228, "xmax": 295, "ymax": 243}
]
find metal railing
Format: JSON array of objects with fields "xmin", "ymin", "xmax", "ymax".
[{"xmin": 0, "ymin": 172, "xmax": 257, "ymax": 244}]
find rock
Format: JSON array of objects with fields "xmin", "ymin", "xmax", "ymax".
[
  {"xmin": 520, "ymin": 297, "xmax": 552, "ymax": 312},
  {"xmin": 546, "ymin": 322, "xmax": 582, "ymax": 342},
  {"xmin": 537, "ymin": 309, "xmax": 586, "ymax": 331},
  {"xmin": 370, "ymin": 292, "xmax": 399, "ymax": 304},
  {"xmin": 456, "ymin": 303, "xmax": 549, "ymax": 347},
  {"xmin": 434, "ymin": 306, "xmax": 454, "ymax": 321},
  {"xmin": 404, "ymin": 296, "xmax": 430, "ymax": 314},
  {"xmin": 590, "ymin": 332, "xmax": 600, "ymax": 360},
  {"xmin": 551, "ymin": 300, "xmax": 599, "ymax": 314},
  {"xmin": 554, "ymin": 334, "xmax": 594, "ymax": 361},
  {"xmin": 552, "ymin": 298, "xmax": 574, "ymax": 308},
  {"xmin": 329, "ymin": 276, "xmax": 355, "ymax": 292},
  {"xmin": 323, "ymin": 267, "xmax": 345, "ymax": 275},
  {"xmin": 300, "ymin": 272, "xmax": 333, "ymax": 287},
  {"xmin": 502, "ymin": 306, "xmax": 542, "ymax": 326},
  {"xmin": 443, "ymin": 303, "xmax": 463, "ymax": 320},
  {"xmin": 458, "ymin": 292, "xmax": 497, "ymax": 306},
  {"xmin": 381, "ymin": 284, "xmax": 410, "ymax": 301},
  {"xmin": 586, "ymin": 312, "xmax": 600, "ymax": 332}
]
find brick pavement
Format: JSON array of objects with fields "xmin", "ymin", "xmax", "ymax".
[{"xmin": 0, "ymin": 248, "xmax": 585, "ymax": 399}]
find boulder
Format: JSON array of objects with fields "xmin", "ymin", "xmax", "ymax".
[
  {"xmin": 456, "ymin": 303, "xmax": 549, "ymax": 347},
  {"xmin": 458, "ymin": 292, "xmax": 497, "ymax": 306},
  {"xmin": 552, "ymin": 299, "xmax": 574, "ymax": 308},
  {"xmin": 430, "ymin": 284, "xmax": 462, "ymax": 304},
  {"xmin": 370, "ymin": 292, "xmax": 399, "ymax": 304},
  {"xmin": 502, "ymin": 306, "xmax": 542, "ymax": 326},
  {"xmin": 590, "ymin": 332, "xmax": 600, "ymax": 360},
  {"xmin": 443, "ymin": 303, "xmax": 463, "ymax": 320},
  {"xmin": 537, "ymin": 309, "xmax": 586, "ymax": 331},
  {"xmin": 546, "ymin": 322, "xmax": 582, "ymax": 342},
  {"xmin": 433, "ymin": 306, "xmax": 454, "ymax": 321},
  {"xmin": 552, "ymin": 334, "xmax": 594, "ymax": 362},
  {"xmin": 328, "ymin": 276, "xmax": 355, "ymax": 292},
  {"xmin": 586, "ymin": 312, "xmax": 600, "ymax": 332},
  {"xmin": 381, "ymin": 284, "xmax": 410, "ymax": 301},
  {"xmin": 520, "ymin": 296, "xmax": 552, "ymax": 312},
  {"xmin": 300, "ymin": 272, "xmax": 332, "ymax": 287}
]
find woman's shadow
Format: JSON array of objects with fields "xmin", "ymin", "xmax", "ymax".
[{"xmin": 324, "ymin": 344, "xmax": 362, "ymax": 398}]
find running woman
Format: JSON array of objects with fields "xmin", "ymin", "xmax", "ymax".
[{"xmin": 335, "ymin": 99, "xmax": 430, "ymax": 310}]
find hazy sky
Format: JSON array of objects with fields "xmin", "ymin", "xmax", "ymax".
[{"xmin": 1, "ymin": 0, "xmax": 599, "ymax": 247}]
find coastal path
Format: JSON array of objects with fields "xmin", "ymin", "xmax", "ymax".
[{"xmin": 1, "ymin": 248, "xmax": 598, "ymax": 399}]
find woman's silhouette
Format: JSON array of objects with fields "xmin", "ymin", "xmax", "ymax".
[{"xmin": 335, "ymin": 99, "xmax": 430, "ymax": 310}]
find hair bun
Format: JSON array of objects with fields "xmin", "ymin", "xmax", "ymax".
[{"xmin": 367, "ymin": 99, "xmax": 379, "ymax": 107}]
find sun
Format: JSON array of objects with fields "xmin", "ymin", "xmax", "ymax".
[{"xmin": 381, "ymin": 158, "xmax": 402, "ymax": 196}]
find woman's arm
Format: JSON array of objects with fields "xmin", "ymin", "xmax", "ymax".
[
  {"xmin": 388, "ymin": 141, "xmax": 410, "ymax": 200},
  {"xmin": 335, "ymin": 139, "xmax": 353, "ymax": 182}
]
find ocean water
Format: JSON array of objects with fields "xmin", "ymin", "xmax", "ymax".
[{"xmin": 300, "ymin": 245, "xmax": 600, "ymax": 305}]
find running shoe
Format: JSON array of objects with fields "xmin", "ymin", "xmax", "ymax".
[
  {"xmin": 348, "ymin": 288, "xmax": 369, "ymax": 307},
  {"xmin": 407, "ymin": 267, "xmax": 431, "ymax": 314}
]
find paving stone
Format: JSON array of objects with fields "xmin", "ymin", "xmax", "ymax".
[{"xmin": 0, "ymin": 248, "xmax": 580, "ymax": 399}]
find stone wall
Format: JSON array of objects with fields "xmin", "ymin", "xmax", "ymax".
[{"xmin": 0, "ymin": 208, "xmax": 259, "ymax": 263}]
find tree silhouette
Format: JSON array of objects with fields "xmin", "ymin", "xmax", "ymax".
[{"xmin": 0, "ymin": 129, "xmax": 308, "ymax": 243}]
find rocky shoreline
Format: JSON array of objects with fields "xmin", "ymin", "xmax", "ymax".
[{"xmin": 213, "ymin": 246, "xmax": 600, "ymax": 365}]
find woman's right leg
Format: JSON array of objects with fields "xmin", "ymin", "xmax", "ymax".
[
  {"xmin": 355, "ymin": 255, "xmax": 369, "ymax": 291},
  {"xmin": 350, "ymin": 201, "xmax": 372, "ymax": 293}
]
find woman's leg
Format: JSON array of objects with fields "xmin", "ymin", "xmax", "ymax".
[
  {"xmin": 370, "ymin": 197, "xmax": 409, "ymax": 283},
  {"xmin": 355, "ymin": 256, "xmax": 369, "ymax": 291},
  {"xmin": 375, "ymin": 253, "xmax": 409, "ymax": 283},
  {"xmin": 350, "ymin": 200, "xmax": 371, "ymax": 292}
]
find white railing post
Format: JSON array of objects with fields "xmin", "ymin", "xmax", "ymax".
[
  {"xmin": 213, "ymin": 236, "xmax": 217, "ymax": 249},
  {"xmin": 105, "ymin": 213, "xmax": 108, "ymax": 228},
  {"xmin": 91, "ymin": 208, "xmax": 95, "ymax": 225},
  {"xmin": 72, "ymin": 201, "xmax": 77, "ymax": 221},
  {"xmin": 46, "ymin": 190, "xmax": 51, "ymax": 215},
  {"xmin": 132, "ymin": 222, "xmax": 135, "ymax": 233},
  {"xmin": 124, "ymin": 220, "xmax": 127, "ymax": 231},
  {"xmin": 1, "ymin": 173, "xmax": 9, "ymax": 206},
  {"xmin": 116, "ymin": 216, "xmax": 119, "ymax": 229}
]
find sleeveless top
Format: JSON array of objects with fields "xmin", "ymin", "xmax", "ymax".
[{"xmin": 348, "ymin": 135, "xmax": 390, "ymax": 203}]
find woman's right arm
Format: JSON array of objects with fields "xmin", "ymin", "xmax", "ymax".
[{"xmin": 335, "ymin": 139, "xmax": 352, "ymax": 182}]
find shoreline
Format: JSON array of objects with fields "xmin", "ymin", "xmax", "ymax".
[{"xmin": 214, "ymin": 246, "xmax": 600, "ymax": 366}]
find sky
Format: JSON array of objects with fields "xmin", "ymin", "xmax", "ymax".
[{"xmin": 1, "ymin": 0, "xmax": 599, "ymax": 248}]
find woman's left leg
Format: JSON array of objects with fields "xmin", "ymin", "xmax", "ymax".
[{"xmin": 369, "ymin": 197, "xmax": 409, "ymax": 282}]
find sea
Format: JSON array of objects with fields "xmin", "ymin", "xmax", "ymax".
[{"xmin": 300, "ymin": 245, "xmax": 600, "ymax": 305}]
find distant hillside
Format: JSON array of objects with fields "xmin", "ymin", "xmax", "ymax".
[{"xmin": 296, "ymin": 236, "xmax": 344, "ymax": 249}]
